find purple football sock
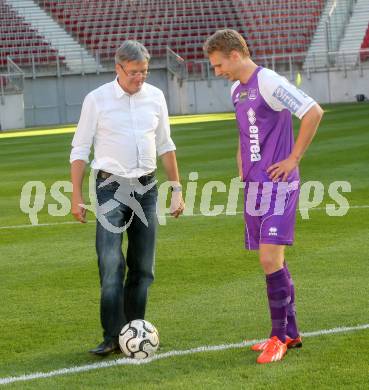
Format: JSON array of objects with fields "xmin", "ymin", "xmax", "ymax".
[
  {"xmin": 266, "ymin": 268, "xmax": 290, "ymax": 343},
  {"xmin": 284, "ymin": 261, "xmax": 300, "ymax": 339}
]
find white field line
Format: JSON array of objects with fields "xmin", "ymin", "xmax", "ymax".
[
  {"xmin": 1, "ymin": 205, "xmax": 369, "ymax": 230},
  {"xmin": 0, "ymin": 323, "xmax": 368, "ymax": 386}
]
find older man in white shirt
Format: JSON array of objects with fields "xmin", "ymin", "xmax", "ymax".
[{"xmin": 70, "ymin": 41, "xmax": 184, "ymax": 356}]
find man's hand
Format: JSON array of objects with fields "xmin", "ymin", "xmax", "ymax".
[
  {"xmin": 170, "ymin": 191, "xmax": 185, "ymax": 218},
  {"xmin": 71, "ymin": 195, "xmax": 87, "ymax": 223},
  {"xmin": 267, "ymin": 155, "xmax": 299, "ymax": 182},
  {"xmin": 160, "ymin": 150, "xmax": 185, "ymax": 217}
]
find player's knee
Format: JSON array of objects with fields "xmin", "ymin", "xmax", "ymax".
[
  {"xmin": 259, "ymin": 253, "xmax": 283, "ymax": 274},
  {"xmin": 259, "ymin": 254, "xmax": 274, "ymax": 269}
]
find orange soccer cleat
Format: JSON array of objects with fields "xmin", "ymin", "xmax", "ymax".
[
  {"xmin": 251, "ymin": 339, "xmax": 270, "ymax": 352},
  {"xmin": 256, "ymin": 336, "xmax": 287, "ymax": 364},
  {"xmin": 286, "ymin": 335, "xmax": 302, "ymax": 349},
  {"xmin": 251, "ymin": 335, "xmax": 302, "ymax": 351}
]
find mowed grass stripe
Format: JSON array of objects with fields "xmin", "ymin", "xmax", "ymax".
[{"xmin": 0, "ymin": 113, "xmax": 236, "ymax": 139}]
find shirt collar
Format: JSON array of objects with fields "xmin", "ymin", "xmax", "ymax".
[
  {"xmin": 113, "ymin": 77, "xmax": 128, "ymax": 98},
  {"xmin": 113, "ymin": 77, "xmax": 147, "ymax": 98}
]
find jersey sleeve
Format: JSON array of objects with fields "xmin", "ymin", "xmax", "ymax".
[
  {"xmin": 230, "ymin": 81, "xmax": 240, "ymax": 106},
  {"xmin": 258, "ymin": 68, "xmax": 316, "ymax": 119}
]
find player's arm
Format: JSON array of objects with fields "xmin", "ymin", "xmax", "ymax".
[
  {"xmin": 267, "ymin": 104, "xmax": 324, "ymax": 181},
  {"xmin": 290, "ymin": 104, "xmax": 324, "ymax": 163},
  {"xmin": 237, "ymin": 136, "xmax": 243, "ymax": 179},
  {"xmin": 70, "ymin": 92, "xmax": 98, "ymax": 222},
  {"xmin": 160, "ymin": 151, "xmax": 185, "ymax": 218},
  {"xmin": 156, "ymin": 91, "xmax": 184, "ymax": 218},
  {"xmin": 71, "ymin": 160, "xmax": 87, "ymax": 223}
]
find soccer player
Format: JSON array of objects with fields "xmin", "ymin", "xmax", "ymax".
[{"xmin": 203, "ymin": 30, "xmax": 323, "ymax": 364}]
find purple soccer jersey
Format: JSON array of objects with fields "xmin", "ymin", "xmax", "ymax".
[{"xmin": 231, "ymin": 66, "xmax": 316, "ymax": 250}]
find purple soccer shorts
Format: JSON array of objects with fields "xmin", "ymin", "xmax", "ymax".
[{"xmin": 243, "ymin": 180, "xmax": 300, "ymax": 250}]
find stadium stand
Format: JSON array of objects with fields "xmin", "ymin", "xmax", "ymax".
[
  {"xmin": 35, "ymin": 0, "xmax": 324, "ymax": 69},
  {"xmin": 235, "ymin": 0, "xmax": 325, "ymax": 59},
  {"xmin": 0, "ymin": 0, "xmax": 64, "ymax": 69},
  {"xmin": 36, "ymin": 0, "xmax": 248, "ymax": 63},
  {"xmin": 0, "ymin": 0, "xmax": 325, "ymax": 73}
]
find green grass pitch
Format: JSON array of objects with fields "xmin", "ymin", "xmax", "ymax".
[{"xmin": 0, "ymin": 102, "xmax": 368, "ymax": 389}]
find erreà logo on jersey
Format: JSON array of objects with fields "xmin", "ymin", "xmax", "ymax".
[
  {"xmin": 273, "ymin": 86, "xmax": 302, "ymax": 113},
  {"xmin": 247, "ymin": 108, "xmax": 261, "ymax": 162}
]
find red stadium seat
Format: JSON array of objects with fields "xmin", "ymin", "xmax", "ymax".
[
  {"xmin": 0, "ymin": 0, "xmax": 65, "ymax": 70},
  {"xmin": 360, "ymin": 24, "xmax": 369, "ymax": 62}
]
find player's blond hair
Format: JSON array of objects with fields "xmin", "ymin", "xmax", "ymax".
[{"xmin": 203, "ymin": 29, "xmax": 250, "ymax": 57}]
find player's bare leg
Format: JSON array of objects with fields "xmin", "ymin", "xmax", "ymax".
[{"xmin": 259, "ymin": 243, "xmax": 285, "ymax": 274}]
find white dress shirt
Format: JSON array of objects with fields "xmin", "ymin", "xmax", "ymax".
[{"xmin": 70, "ymin": 78, "xmax": 176, "ymax": 178}]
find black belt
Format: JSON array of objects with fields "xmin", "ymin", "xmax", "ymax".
[{"xmin": 97, "ymin": 170, "xmax": 156, "ymax": 185}]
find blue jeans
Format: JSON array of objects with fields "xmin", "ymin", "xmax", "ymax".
[{"xmin": 95, "ymin": 175, "xmax": 157, "ymax": 342}]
